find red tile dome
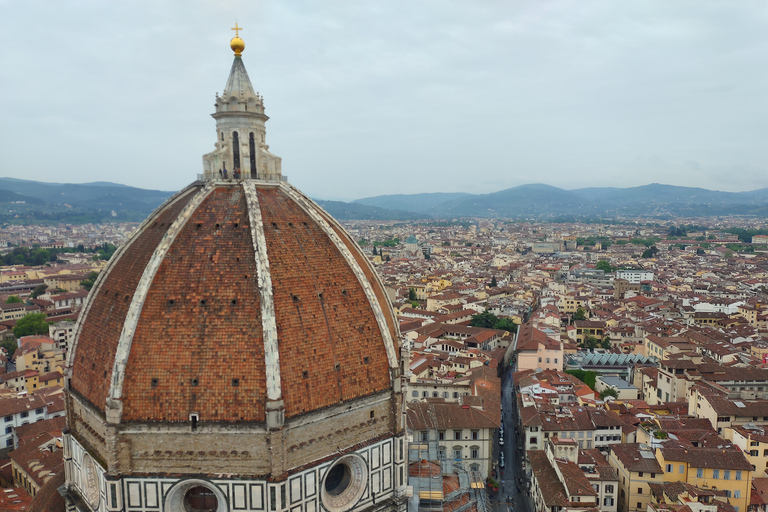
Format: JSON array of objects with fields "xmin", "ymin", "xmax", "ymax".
[{"xmin": 67, "ymin": 181, "xmax": 400, "ymax": 424}]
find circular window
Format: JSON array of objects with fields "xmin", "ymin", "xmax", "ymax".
[
  {"xmin": 321, "ymin": 454, "xmax": 368, "ymax": 512},
  {"xmin": 184, "ymin": 486, "xmax": 218, "ymax": 512},
  {"xmin": 164, "ymin": 480, "xmax": 226, "ymax": 512},
  {"xmin": 325, "ymin": 464, "xmax": 352, "ymax": 496}
]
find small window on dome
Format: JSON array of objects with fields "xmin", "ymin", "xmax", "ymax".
[
  {"xmin": 191, "ymin": 378, "xmax": 199, "ymax": 387},
  {"xmin": 363, "ymin": 357, "xmax": 370, "ymax": 364},
  {"xmin": 199, "ymin": 299, "xmax": 206, "ymax": 306},
  {"xmin": 335, "ymin": 364, "xmax": 340, "ymax": 372},
  {"xmin": 302, "ymin": 371, "xmax": 309, "ymax": 379},
  {"xmin": 151, "ymin": 378, "xmax": 158, "ymax": 388},
  {"xmin": 231, "ymin": 378, "xmax": 240, "ymax": 387}
]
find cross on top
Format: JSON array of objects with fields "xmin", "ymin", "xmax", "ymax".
[{"xmin": 231, "ymin": 23, "xmax": 243, "ymax": 37}]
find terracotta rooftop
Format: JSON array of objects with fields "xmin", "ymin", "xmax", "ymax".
[{"xmin": 69, "ymin": 183, "xmax": 400, "ymax": 423}]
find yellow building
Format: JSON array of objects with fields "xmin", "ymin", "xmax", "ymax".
[
  {"xmin": 643, "ymin": 335, "xmax": 697, "ymax": 360},
  {"xmin": 558, "ymin": 295, "xmax": 588, "ymax": 314},
  {"xmin": 43, "ymin": 273, "xmax": 85, "ymax": 291},
  {"xmin": 737, "ymin": 305, "xmax": 759, "ymax": 326},
  {"xmin": 0, "ymin": 268, "xmax": 28, "ymax": 282},
  {"xmin": 724, "ymin": 425, "xmax": 768, "ymax": 477},
  {"xmin": 655, "ymin": 446, "xmax": 752, "ymax": 512},
  {"xmin": 609, "ymin": 444, "xmax": 664, "ymax": 512}
]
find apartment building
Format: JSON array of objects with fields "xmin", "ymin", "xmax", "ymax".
[{"xmin": 609, "ymin": 444, "xmax": 664, "ymax": 512}]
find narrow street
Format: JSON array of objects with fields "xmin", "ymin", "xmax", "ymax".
[{"xmin": 490, "ymin": 365, "xmax": 531, "ymax": 512}]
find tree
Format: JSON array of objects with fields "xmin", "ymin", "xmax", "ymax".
[
  {"xmin": 724, "ymin": 249, "xmax": 734, "ymax": 259},
  {"xmin": 470, "ymin": 311, "xmax": 497, "ymax": 328},
  {"xmin": 30, "ymin": 284, "xmax": 48, "ymax": 299},
  {"xmin": 13, "ymin": 313, "xmax": 50, "ymax": 338},
  {"xmin": 573, "ymin": 307, "xmax": 587, "ymax": 321},
  {"xmin": 642, "ymin": 246, "xmax": 659, "ymax": 259},
  {"xmin": 470, "ymin": 311, "xmax": 518, "ymax": 333},
  {"xmin": 696, "ymin": 248, "xmax": 705, "ymax": 255},
  {"xmin": 5, "ymin": 296, "xmax": 22, "ymax": 304},
  {"xmin": 599, "ymin": 388, "xmax": 619, "ymax": 400},
  {"xmin": 0, "ymin": 339, "xmax": 17, "ymax": 358},
  {"xmin": 600, "ymin": 336, "xmax": 612, "ymax": 350},
  {"xmin": 581, "ymin": 335, "xmax": 600, "ymax": 350},
  {"xmin": 490, "ymin": 276, "xmax": 497, "ymax": 288},
  {"xmin": 81, "ymin": 271, "xmax": 99, "ymax": 291},
  {"xmin": 494, "ymin": 317, "xmax": 518, "ymax": 333},
  {"xmin": 595, "ymin": 260, "xmax": 613, "ymax": 273},
  {"xmin": 408, "ymin": 288, "xmax": 417, "ymax": 301},
  {"xmin": 668, "ymin": 226, "xmax": 685, "ymax": 237}
]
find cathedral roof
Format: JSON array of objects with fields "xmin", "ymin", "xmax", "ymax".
[{"xmin": 68, "ymin": 181, "xmax": 400, "ymax": 424}]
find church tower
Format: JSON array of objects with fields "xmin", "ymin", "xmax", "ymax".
[
  {"xmin": 202, "ymin": 24, "xmax": 282, "ymax": 181},
  {"xmin": 60, "ymin": 28, "xmax": 409, "ymax": 512}
]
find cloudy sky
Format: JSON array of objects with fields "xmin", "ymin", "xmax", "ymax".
[{"xmin": 2, "ymin": 1, "xmax": 768, "ymax": 201}]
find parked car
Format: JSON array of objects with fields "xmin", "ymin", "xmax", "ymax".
[{"xmin": 500, "ymin": 453, "xmax": 505, "ymax": 468}]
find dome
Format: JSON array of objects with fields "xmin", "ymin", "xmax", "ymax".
[
  {"xmin": 68, "ymin": 181, "xmax": 400, "ymax": 423},
  {"xmin": 62, "ymin": 34, "xmax": 408, "ymax": 512}
]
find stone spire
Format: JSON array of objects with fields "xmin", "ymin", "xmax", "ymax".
[
  {"xmin": 202, "ymin": 27, "xmax": 282, "ymax": 182},
  {"xmin": 221, "ymin": 57, "xmax": 257, "ymax": 107}
]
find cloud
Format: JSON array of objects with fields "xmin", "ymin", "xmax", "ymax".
[{"xmin": 0, "ymin": 0, "xmax": 767, "ymax": 199}]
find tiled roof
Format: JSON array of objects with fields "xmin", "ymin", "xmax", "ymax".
[
  {"xmin": 660, "ymin": 446, "xmax": 753, "ymax": 470},
  {"xmin": 610, "ymin": 443, "xmax": 663, "ymax": 473},
  {"xmin": 70, "ymin": 183, "xmax": 400, "ymax": 422},
  {"xmin": 0, "ymin": 394, "xmax": 46, "ymax": 417},
  {"xmin": 406, "ymin": 401, "xmax": 500, "ymax": 430},
  {"xmin": 528, "ymin": 450, "xmax": 570, "ymax": 507}
]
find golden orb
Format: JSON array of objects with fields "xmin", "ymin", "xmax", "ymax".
[{"xmin": 230, "ymin": 36, "xmax": 245, "ymax": 56}]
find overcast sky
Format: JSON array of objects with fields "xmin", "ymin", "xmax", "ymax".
[{"xmin": 2, "ymin": 1, "xmax": 768, "ymax": 201}]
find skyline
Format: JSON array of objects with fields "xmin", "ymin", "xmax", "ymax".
[{"xmin": 2, "ymin": 1, "xmax": 768, "ymax": 201}]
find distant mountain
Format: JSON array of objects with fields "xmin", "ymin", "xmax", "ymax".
[
  {"xmin": 351, "ymin": 183, "xmax": 768, "ymax": 219},
  {"xmin": 315, "ymin": 200, "xmax": 427, "ymax": 221},
  {"xmin": 571, "ymin": 183, "xmax": 746, "ymax": 205},
  {"xmin": 0, "ymin": 178, "xmax": 173, "ymax": 211},
  {"xmin": 435, "ymin": 184, "xmax": 590, "ymax": 217},
  {"xmin": 0, "ymin": 178, "xmax": 175, "ymax": 224},
  {"xmin": 0, "ymin": 189, "xmax": 45, "ymax": 204},
  {"xmin": 353, "ymin": 192, "xmax": 474, "ymax": 214},
  {"xmin": 4, "ymin": 177, "xmax": 768, "ymax": 223}
]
